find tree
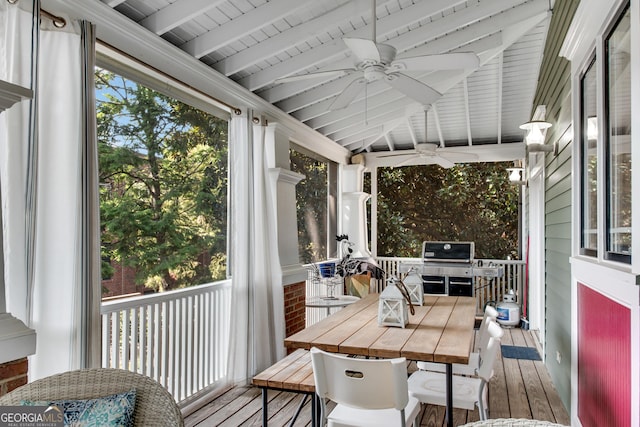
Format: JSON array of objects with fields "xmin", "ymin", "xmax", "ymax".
[
  {"xmin": 96, "ymin": 69, "xmax": 228, "ymax": 291},
  {"xmin": 377, "ymin": 162, "xmax": 519, "ymax": 259},
  {"xmin": 291, "ymin": 149, "xmax": 328, "ymax": 263}
]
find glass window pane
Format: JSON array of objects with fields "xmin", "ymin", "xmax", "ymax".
[
  {"xmin": 580, "ymin": 59, "xmax": 598, "ymax": 255},
  {"xmin": 605, "ymin": 5, "xmax": 631, "ymax": 262},
  {"xmin": 291, "ymin": 149, "xmax": 329, "ymax": 263},
  {"xmin": 96, "ymin": 68, "xmax": 229, "ymax": 297}
]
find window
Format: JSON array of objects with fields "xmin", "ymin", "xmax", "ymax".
[
  {"xmin": 96, "ymin": 67, "xmax": 229, "ymax": 297},
  {"xmin": 580, "ymin": 58, "xmax": 597, "ymax": 256},
  {"xmin": 291, "ymin": 147, "xmax": 337, "ymax": 263},
  {"xmin": 604, "ymin": 4, "xmax": 631, "ymax": 263}
]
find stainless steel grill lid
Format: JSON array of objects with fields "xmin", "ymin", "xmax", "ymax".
[{"xmin": 422, "ymin": 241, "xmax": 474, "ymax": 263}]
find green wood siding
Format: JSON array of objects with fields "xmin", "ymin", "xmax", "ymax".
[{"xmin": 530, "ymin": 0, "xmax": 580, "ymax": 412}]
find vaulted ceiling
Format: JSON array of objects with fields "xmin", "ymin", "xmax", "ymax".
[{"xmin": 74, "ymin": 0, "xmax": 552, "ymax": 165}]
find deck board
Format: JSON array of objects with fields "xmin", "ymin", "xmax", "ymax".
[{"xmin": 185, "ymin": 329, "xmax": 571, "ymax": 426}]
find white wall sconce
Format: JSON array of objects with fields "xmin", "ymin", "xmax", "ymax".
[
  {"xmin": 520, "ymin": 120, "xmax": 557, "ymax": 155},
  {"xmin": 507, "ymin": 167, "xmax": 526, "ymax": 185}
]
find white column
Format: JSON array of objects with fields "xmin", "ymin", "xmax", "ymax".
[
  {"xmin": 264, "ymin": 122, "xmax": 307, "ymax": 285},
  {"xmin": 340, "ymin": 164, "xmax": 371, "ymax": 258}
]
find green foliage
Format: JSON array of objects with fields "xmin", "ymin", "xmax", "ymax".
[
  {"xmin": 377, "ymin": 162, "xmax": 519, "ymax": 259},
  {"xmin": 291, "ymin": 150, "xmax": 328, "ymax": 264},
  {"xmin": 96, "ymin": 69, "xmax": 228, "ymax": 291}
]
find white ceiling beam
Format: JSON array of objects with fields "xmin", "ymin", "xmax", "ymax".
[
  {"xmin": 407, "ymin": 117, "xmax": 418, "ymax": 148},
  {"xmin": 384, "ymin": 134, "xmax": 395, "ymax": 151},
  {"xmin": 258, "ymin": 57, "xmax": 354, "ymax": 104},
  {"xmin": 385, "ymin": 0, "xmax": 526, "ymax": 55},
  {"xmin": 182, "ymin": 0, "xmax": 312, "ymax": 58},
  {"xmin": 140, "ymin": 0, "xmax": 225, "ymax": 35},
  {"xmin": 215, "ymin": 0, "xmax": 372, "ymax": 76},
  {"xmin": 431, "ymin": 105, "xmax": 445, "ymax": 148},
  {"xmin": 102, "ymin": 0, "xmax": 125, "ymax": 7},
  {"xmin": 497, "ymin": 52, "xmax": 504, "ymax": 144},
  {"xmin": 285, "ymin": 0, "xmax": 549, "ymax": 118},
  {"xmin": 238, "ymin": 0, "xmax": 467, "ymax": 91},
  {"xmin": 463, "ymin": 77, "xmax": 472, "ymax": 146},
  {"xmin": 363, "ymin": 143, "xmax": 527, "ymax": 169},
  {"xmin": 346, "ymin": 114, "xmax": 413, "ymax": 149}
]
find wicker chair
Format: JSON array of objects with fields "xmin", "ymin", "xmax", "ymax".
[{"xmin": 0, "ymin": 368, "xmax": 184, "ymax": 427}]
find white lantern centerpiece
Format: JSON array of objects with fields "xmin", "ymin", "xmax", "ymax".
[
  {"xmin": 378, "ymin": 277, "xmax": 409, "ymax": 328},
  {"xmin": 402, "ymin": 269, "xmax": 424, "ymax": 306}
]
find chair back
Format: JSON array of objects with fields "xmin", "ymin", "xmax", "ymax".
[
  {"xmin": 310, "ymin": 347, "xmax": 409, "ymax": 411},
  {"xmin": 0, "ymin": 368, "xmax": 183, "ymax": 427},
  {"xmin": 475, "ymin": 305, "xmax": 499, "ymax": 353},
  {"xmin": 476, "ymin": 321, "xmax": 504, "ymax": 382}
]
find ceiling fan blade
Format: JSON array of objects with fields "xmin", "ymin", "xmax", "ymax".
[
  {"xmin": 385, "ymin": 73, "xmax": 441, "ymax": 106},
  {"xmin": 392, "ymin": 156, "xmax": 415, "ymax": 167},
  {"xmin": 389, "ymin": 52, "xmax": 480, "ymax": 72},
  {"xmin": 274, "ymin": 69, "xmax": 356, "ymax": 84},
  {"xmin": 440, "ymin": 151, "xmax": 479, "ymax": 160},
  {"xmin": 343, "ymin": 37, "xmax": 380, "ymax": 63},
  {"xmin": 433, "ymin": 156, "xmax": 455, "ymax": 169},
  {"xmin": 376, "ymin": 151, "xmax": 416, "ymax": 158},
  {"xmin": 329, "ymin": 77, "xmax": 367, "ymax": 110}
]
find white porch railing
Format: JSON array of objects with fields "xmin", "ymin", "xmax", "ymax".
[
  {"xmin": 375, "ymin": 257, "xmax": 527, "ymax": 315},
  {"xmin": 305, "ymin": 257, "xmax": 526, "ymax": 325},
  {"xmin": 101, "ymin": 258, "xmax": 524, "ymax": 402},
  {"xmin": 100, "ymin": 280, "xmax": 232, "ymax": 403}
]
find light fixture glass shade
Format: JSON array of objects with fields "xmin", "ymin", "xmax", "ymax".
[{"xmin": 519, "ymin": 120, "xmax": 552, "ymax": 145}]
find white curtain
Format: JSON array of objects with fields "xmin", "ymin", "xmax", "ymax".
[
  {"xmin": 0, "ymin": 0, "xmax": 35, "ymax": 325},
  {"xmin": 227, "ymin": 110, "xmax": 286, "ymax": 384},
  {"xmin": 0, "ymin": 2, "xmax": 99, "ymax": 379}
]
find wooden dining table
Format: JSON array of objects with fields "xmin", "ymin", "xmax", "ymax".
[{"xmin": 284, "ymin": 292, "xmax": 477, "ymax": 427}]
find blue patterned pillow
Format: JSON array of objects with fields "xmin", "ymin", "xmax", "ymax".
[{"xmin": 21, "ymin": 388, "xmax": 136, "ymax": 427}]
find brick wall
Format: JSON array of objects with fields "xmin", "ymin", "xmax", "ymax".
[
  {"xmin": 284, "ymin": 281, "xmax": 306, "ymax": 338},
  {"xmin": 102, "ymin": 262, "xmax": 145, "ymax": 298},
  {"xmin": 0, "ymin": 358, "xmax": 28, "ymax": 397}
]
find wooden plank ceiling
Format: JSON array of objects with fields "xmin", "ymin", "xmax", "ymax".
[{"xmin": 101, "ymin": 0, "xmax": 552, "ymax": 166}]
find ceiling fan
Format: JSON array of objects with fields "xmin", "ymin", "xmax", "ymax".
[
  {"xmin": 378, "ymin": 142, "xmax": 471, "ymax": 168},
  {"xmin": 375, "ymin": 110, "xmax": 479, "ymax": 168},
  {"xmin": 276, "ymin": 0, "xmax": 479, "ymax": 110}
]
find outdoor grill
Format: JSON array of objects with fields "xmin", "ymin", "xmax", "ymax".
[{"xmin": 400, "ymin": 241, "xmax": 503, "ymax": 297}]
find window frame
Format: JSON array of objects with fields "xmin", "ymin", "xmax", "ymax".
[
  {"xmin": 290, "ymin": 143, "xmax": 338, "ymax": 263},
  {"xmin": 603, "ymin": 2, "xmax": 631, "ymax": 264},
  {"xmin": 95, "ymin": 46, "xmax": 232, "ymax": 291},
  {"xmin": 579, "ymin": 55, "xmax": 598, "ymax": 257}
]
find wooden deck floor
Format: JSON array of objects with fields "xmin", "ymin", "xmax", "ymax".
[{"xmin": 185, "ymin": 328, "xmax": 571, "ymax": 427}]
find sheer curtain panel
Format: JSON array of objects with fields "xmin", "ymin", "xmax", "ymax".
[
  {"xmin": 0, "ymin": 1, "xmax": 100, "ymax": 380},
  {"xmin": 227, "ymin": 109, "xmax": 286, "ymax": 385}
]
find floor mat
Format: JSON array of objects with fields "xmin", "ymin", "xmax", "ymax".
[{"xmin": 501, "ymin": 345, "xmax": 541, "ymax": 360}]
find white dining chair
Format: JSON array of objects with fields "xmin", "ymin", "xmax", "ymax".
[
  {"xmin": 407, "ymin": 321, "xmax": 504, "ymax": 420},
  {"xmin": 416, "ymin": 304, "xmax": 499, "ymax": 376},
  {"xmin": 310, "ymin": 347, "xmax": 421, "ymax": 427}
]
